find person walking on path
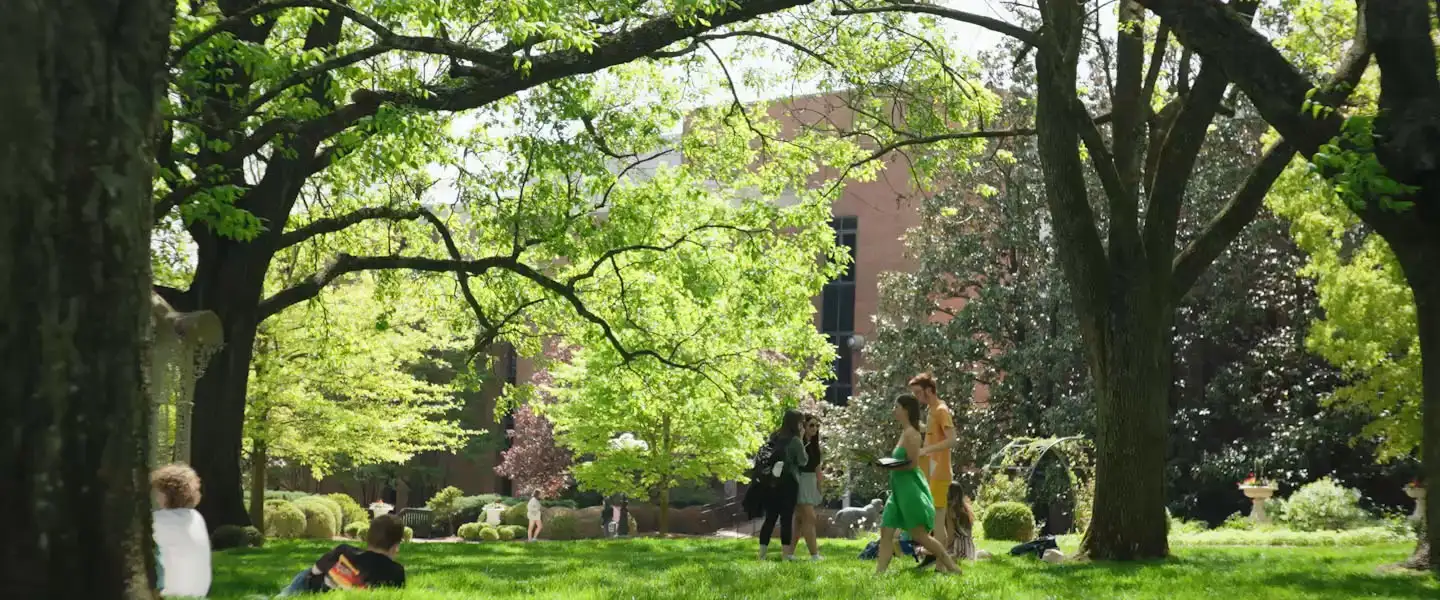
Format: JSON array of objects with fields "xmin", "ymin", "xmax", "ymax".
[
  {"xmin": 526, "ymin": 491, "xmax": 544, "ymax": 542},
  {"xmin": 875, "ymin": 394, "xmax": 960, "ymax": 575},
  {"xmin": 909, "ymin": 373, "xmax": 957, "ymax": 560},
  {"xmin": 753, "ymin": 409, "xmax": 807, "ymax": 560},
  {"xmin": 794, "ymin": 414, "xmax": 825, "ymax": 560}
]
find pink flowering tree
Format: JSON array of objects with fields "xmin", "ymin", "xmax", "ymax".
[{"xmin": 495, "ymin": 344, "xmax": 574, "ymax": 497}]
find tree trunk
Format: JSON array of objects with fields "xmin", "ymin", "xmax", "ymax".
[
  {"xmin": 659, "ymin": 412, "xmax": 673, "ymax": 535},
  {"xmin": 249, "ymin": 438, "xmax": 268, "ymax": 532},
  {"xmin": 1079, "ymin": 281, "xmax": 1173, "ymax": 560},
  {"xmin": 0, "ymin": 2, "xmax": 173, "ymax": 598},
  {"xmin": 1390, "ymin": 224, "xmax": 1440, "ymax": 573},
  {"xmin": 180, "ymin": 242, "xmax": 273, "ymax": 530}
]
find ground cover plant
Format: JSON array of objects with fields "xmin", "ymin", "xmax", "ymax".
[{"xmin": 210, "ymin": 537, "xmax": 1435, "ymax": 600}]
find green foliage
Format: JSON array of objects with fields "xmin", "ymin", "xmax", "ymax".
[
  {"xmin": 293, "ymin": 499, "xmax": 339, "ymax": 539},
  {"xmin": 480, "ymin": 527, "xmax": 501, "ymax": 542},
  {"xmin": 426, "ymin": 486, "xmax": 467, "ymax": 526},
  {"xmin": 211, "ymin": 525, "xmax": 265, "ymax": 550},
  {"xmin": 323, "ymin": 493, "xmax": 369, "ymax": 528},
  {"xmin": 544, "ymin": 509, "xmax": 579, "ymax": 541},
  {"xmin": 263, "ymin": 501, "xmax": 307, "ymax": 539},
  {"xmin": 1171, "ymin": 527, "xmax": 1408, "ymax": 547},
  {"xmin": 294, "ymin": 496, "xmax": 345, "ymax": 535},
  {"xmin": 263, "ymin": 490, "xmax": 310, "ymax": 503},
  {"xmin": 403, "ymin": 527, "xmax": 414, "ymax": 543},
  {"xmin": 502, "ymin": 503, "xmax": 530, "ymax": 527},
  {"xmin": 496, "ymin": 526, "xmax": 516, "ymax": 541},
  {"xmin": 1278, "ymin": 478, "xmax": 1372, "ymax": 532},
  {"xmin": 501, "ymin": 525, "xmax": 527, "ymax": 541},
  {"xmin": 343, "ymin": 521, "xmax": 369, "ymax": 540},
  {"xmin": 247, "ymin": 276, "xmax": 473, "ymax": 478},
  {"xmin": 457, "ymin": 523, "xmax": 483, "ymax": 541},
  {"xmin": 982, "ymin": 502, "xmax": 1036, "ymax": 542},
  {"xmin": 977, "ymin": 473, "xmax": 1030, "ymax": 511}
]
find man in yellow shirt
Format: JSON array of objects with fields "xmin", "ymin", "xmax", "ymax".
[{"xmin": 909, "ymin": 373, "xmax": 955, "ymax": 553}]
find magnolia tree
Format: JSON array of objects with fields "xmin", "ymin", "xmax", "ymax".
[{"xmin": 495, "ymin": 405, "xmax": 572, "ymax": 498}]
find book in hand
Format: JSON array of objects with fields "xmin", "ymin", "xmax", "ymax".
[{"xmin": 854, "ymin": 450, "xmax": 911, "ymax": 469}]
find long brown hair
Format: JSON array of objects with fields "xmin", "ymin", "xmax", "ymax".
[
  {"xmin": 948, "ymin": 481, "xmax": 976, "ymax": 531},
  {"xmin": 895, "ymin": 394, "xmax": 922, "ymax": 430}
]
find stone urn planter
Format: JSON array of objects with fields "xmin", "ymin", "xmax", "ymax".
[
  {"xmin": 1239, "ymin": 484, "xmax": 1278, "ymax": 524},
  {"xmin": 1404, "ymin": 485, "xmax": 1426, "ymax": 523},
  {"xmin": 484, "ymin": 505, "xmax": 506, "ymax": 527}
]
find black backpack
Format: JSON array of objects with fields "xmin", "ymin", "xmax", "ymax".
[
  {"xmin": 1009, "ymin": 535, "xmax": 1059, "ymax": 559},
  {"xmin": 749, "ymin": 436, "xmax": 785, "ymax": 487}
]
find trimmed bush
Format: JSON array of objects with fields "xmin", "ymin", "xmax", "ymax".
[
  {"xmin": 294, "ymin": 499, "xmax": 339, "ymax": 539},
  {"xmin": 211, "ymin": 525, "xmax": 264, "ymax": 550},
  {"xmin": 457, "ymin": 523, "xmax": 483, "ymax": 541},
  {"xmin": 543, "ymin": 508, "xmax": 578, "ymax": 540},
  {"xmin": 294, "ymin": 497, "xmax": 344, "ymax": 535},
  {"xmin": 978, "ymin": 473, "xmax": 1029, "ymax": 509},
  {"xmin": 323, "ymin": 493, "xmax": 368, "ymax": 528},
  {"xmin": 403, "ymin": 526, "xmax": 414, "ymax": 543},
  {"xmin": 497, "ymin": 526, "xmax": 516, "ymax": 541},
  {"xmin": 480, "ymin": 526, "xmax": 500, "ymax": 541},
  {"xmin": 343, "ymin": 521, "xmax": 368, "ymax": 539},
  {"xmin": 1280, "ymin": 478, "xmax": 1371, "ymax": 532},
  {"xmin": 265, "ymin": 490, "xmax": 311, "ymax": 502},
  {"xmin": 426, "ymin": 486, "xmax": 466, "ymax": 525},
  {"xmin": 501, "ymin": 525, "xmax": 526, "ymax": 540},
  {"xmin": 982, "ymin": 501, "xmax": 1036, "ymax": 542},
  {"xmin": 264, "ymin": 501, "xmax": 307, "ymax": 539},
  {"xmin": 502, "ymin": 502, "xmax": 530, "ymax": 526}
]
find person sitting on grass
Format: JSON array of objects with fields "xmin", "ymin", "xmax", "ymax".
[
  {"xmin": 278, "ymin": 515, "xmax": 406, "ymax": 595},
  {"xmin": 151, "ymin": 463, "xmax": 211, "ymax": 598}
]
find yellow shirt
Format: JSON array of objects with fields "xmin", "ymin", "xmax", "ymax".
[{"xmin": 922, "ymin": 402, "xmax": 954, "ymax": 483}]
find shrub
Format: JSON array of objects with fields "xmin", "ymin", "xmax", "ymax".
[
  {"xmin": 211, "ymin": 525, "xmax": 264, "ymax": 549},
  {"xmin": 1279, "ymin": 478, "xmax": 1371, "ymax": 532},
  {"xmin": 343, "ymin": 521, "xmax": 369, "ymax": 540},
  {"xmin": 264, "ymin": 501, "xmax": 307, "ymax": 539},
  {"xmin": 457, "ymin": 523, "xmax": 483, "ymax": 541},
  {"xmin": 294, "ymin": 497, "xmax": 344, "ymax": 537},
  {"xmin": 453, "ymin": 495, "xmax": 494, "ymax": 525},
  {"xmin": 982, "ymin": 501, "xmax": 1035, "ymax": 542},
  {"xmin": 426, "ymin": 486, "xmax": 466, "ymax": 524},
  {"xmin": 544, "ymin": 509, "xmax": 578, "ymax": 540},
  {"xmin": 264, "ymin": 490, "xmax": 311, "ymax": 502},
  {"xmin": 497, "ymin": 526, "xmax": 517, "ymax": 541},
  {"xmin": 978, "ymin": 473, "xmax": 1029, "ymax": 511},
  {"xmin": 323, "ymin": 493, "xmax": 368, "ymax": 528},
  {"xmin": 1219, "ymin": 512, "xmax": 1254, "ymax": 531},
  {"xmin": 403, "ymin": 526, "xmax": 414, "ymax": 543},
  {"xmin": 480, "ymin": 526, "xmax": 501, "ymax": 541},
  {"xmin": 502, "ymin": 502, "xmax": 530, "ymax": 526}
]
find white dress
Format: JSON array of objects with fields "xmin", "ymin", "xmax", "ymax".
[
  {"xmin": 153, "ymin": 508, "xmax": 212, "ymax": 597},
  {"xmin": 528, "ymin": 498, "xmax": 543, "ymax": 521}
]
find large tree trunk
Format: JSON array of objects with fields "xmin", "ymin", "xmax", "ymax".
[
  {"xmin": 1078, "ymin": 277, "xmax": 1174, "ymax": 559},
  {"xmin": 183, "ymin": 243, "xmax": 273, "ymax": 530},
  {"xmin": 0, "ymin": 1, "xmax": 173, "ymax": 598},
  {"xmin": 1390, "ymin": 224, "xmax": 1440, "ymax": 573}
]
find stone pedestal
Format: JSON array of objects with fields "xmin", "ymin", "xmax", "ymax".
[
  {"xmin": 1405, "ymin": 486, "xmax": 1426, "ymax": 523},
  {"xmin": 1240, "ymin": 485, "xmax": 1277, "ymax": 524}
]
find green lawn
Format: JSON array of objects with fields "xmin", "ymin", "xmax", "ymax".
[{"xmin": 212, "ymin": 537, "xmax": 1438, "ymax": 599}]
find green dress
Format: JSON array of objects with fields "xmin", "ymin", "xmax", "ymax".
[{"xmin": 880, "ymin": 445, "xmax": 935, "ymax": 531}]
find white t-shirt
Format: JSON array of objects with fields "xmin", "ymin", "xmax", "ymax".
[
  {"xmin": 153, "ymin": 508, "xmax": 212, "ymax": 597},
  {"xmin": 527, "ymin": 498, "xmax": 543, "ymax": 521}
]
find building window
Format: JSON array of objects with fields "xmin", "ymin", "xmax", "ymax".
[{"xmin": 821, "ymin": 217, "xmax": 857, "ymax": 405}]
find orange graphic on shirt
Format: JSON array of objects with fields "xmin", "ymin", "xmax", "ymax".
[{"xmin": 324, "ymin": 554, "xmax": 367, "ymax": 590}]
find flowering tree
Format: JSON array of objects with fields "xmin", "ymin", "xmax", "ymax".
[{"xmin": 495, "ymin": 405, "xmax": 572, "ymax": 497}]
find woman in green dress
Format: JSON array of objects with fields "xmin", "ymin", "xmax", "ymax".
[{"xmin": 877, "ymin": 394, "xmax": 961, "ymax": 574}]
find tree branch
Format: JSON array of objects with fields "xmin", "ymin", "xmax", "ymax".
[
  {"xmin": 1170, "ymin": 141, "xmax": 1293, "ymax": 299},
  {"xmin": 275, "ymin": 205, "xmax": 425, "ymax": 249},
  {"xmin": 832, "ymin": 2, "xmax": 1038, "ymax": 46},
  {"xmin": 257, "ymin": 254, "xmax": 515, "ymax": 320}
]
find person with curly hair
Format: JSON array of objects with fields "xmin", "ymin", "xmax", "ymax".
[{"xmin": 151, "ymin": 463, "xmax": 211, "ymax": 597}]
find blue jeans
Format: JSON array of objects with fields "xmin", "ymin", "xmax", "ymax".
[{"xmin": 277, "ymin": 570, "xmax": 311, "ymax": 596}]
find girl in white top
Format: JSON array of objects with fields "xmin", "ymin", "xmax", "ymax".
[
  {"xmin": 526, "ymin": 491, "xmax": 544, "ymax": 542},
  {"xmin": 151, "ymin": 464, "xmax": 212, "ymax": 598}
]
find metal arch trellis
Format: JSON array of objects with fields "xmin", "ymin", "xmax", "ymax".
[{"xmin": 981, "ymin": 435, "xmax": 1091, "ymax": 487}]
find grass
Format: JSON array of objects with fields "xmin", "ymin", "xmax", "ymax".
[{"xmin": 211, "ymin": 537, "xmax": 1438, "ymax": 599}]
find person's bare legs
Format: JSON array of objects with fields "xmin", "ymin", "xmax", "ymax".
[
  {"xmin": 874, "ymin": 527, "xmax": 897, "ymax": 574},
  {"xmin": 909, "ymin": 526, "xmax": 961, "ymax": 573},
  {"xmin": 932, "ymin": 506, "xmax": 950, "ymax": 548},
  {"xmin": 796, "ymin": 504, "xmax": 821, "ymax": 558}
]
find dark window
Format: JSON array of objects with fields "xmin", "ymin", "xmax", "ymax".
[
  {"xmin": 820, "ymin": 217, "xmax": 858, "ymax": 405},
  {"xmin": 504, "ymin": 345, "xmax": 518, "ymax": 386}
]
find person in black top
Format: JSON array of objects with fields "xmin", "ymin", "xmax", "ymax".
[{"xmin": 278, "ymin": 514, "xmax": 407, "ymax": 595}]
